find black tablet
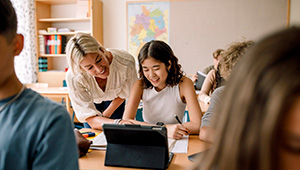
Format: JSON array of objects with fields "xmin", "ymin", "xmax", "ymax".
[
  {"xmin": 195, "ymin": 71, "xmax": 207, "ymax": 90},
  {"xmin": 102, "ymin": 124, "xmax": 173, "ymax": 169}
]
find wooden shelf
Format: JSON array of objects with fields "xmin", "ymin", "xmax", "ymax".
[
  {"xmin": 39, "ymin": 31, "xmax": 90, "ymax": 35},
  {"xmin": 39, "ymin": 17, "xmax": 90, "ymax": 22},
  {"xmin": 39, "ymin": 54, "xmax": 66, "ymax": 57},
  {"xmin": 35, "ymin": 0, "xmax": 103, "ymax": 87},
  {"xmin": 36, "ymin": 0, "xmax": 76, "ymax": 5}
]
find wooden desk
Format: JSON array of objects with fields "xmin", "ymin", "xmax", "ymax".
[
  {"xmin": 29, "ymin": 87, "xmax": 72, "ymax": 116},
  {"xmin": 79, "ymin": 131, "xmax": 210, "ymax": 170}
]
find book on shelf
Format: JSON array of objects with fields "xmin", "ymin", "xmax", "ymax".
[
  {"xmin": 38, "ymin": 35, "xmax": 45, "ymax": 55},
  {"xmin": 50, "ymin": 35, "xmax": 55, "ymax": 54},
  {"xmin": 45, "ymin": 35, "xmax": 50, "ymax": 54},
  {"xmin": 38, "ymin": 29, "xmax": 47, "ymax": 34},
  {"xmin": 47, "ymin": 27, "xmax": 57, "ymax": 33},
  {"xmin": 41, "ymin": 35, "xmax": 67, "ymax": 55},
  {"xmin": 57, "ymin": 28, "xmax": 73, "ymax": 33},
  {"xmin": 38, "ymin": 57, "xmax": 48, "ymax": 72}
]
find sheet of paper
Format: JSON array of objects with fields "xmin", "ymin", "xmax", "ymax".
[
  {"xmin": 168, "ymin": 138, "xmax": 176, "ymax": 152},
  {"xmin": 90, "ymin": 132, "xmax": 107, "ymax": 147},
  {"xmin": 170, "ymin": 135, "xmax": 189, "ymax": 153}
]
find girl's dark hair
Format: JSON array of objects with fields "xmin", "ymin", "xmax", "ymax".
[{"xmin": 138, "ymin": 40, "xmax": 184, "ymax": 88}]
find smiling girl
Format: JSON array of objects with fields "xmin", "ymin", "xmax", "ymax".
[
  {"xmin": 66, "ymin": 33, "xmax": 137, "ymax": 129},
  {"xmin": 123, "ymin": 40, "xmax": 202, "ymax": 139}
]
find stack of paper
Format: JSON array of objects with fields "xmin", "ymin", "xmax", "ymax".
[{"xmin": 89, "ymin": 132, "xmax": 107, "ymax": 150}]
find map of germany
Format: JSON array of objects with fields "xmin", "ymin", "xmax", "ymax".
[{"xmin": 128, "ymin": 2, "xmax": 169, "ymax": 59}]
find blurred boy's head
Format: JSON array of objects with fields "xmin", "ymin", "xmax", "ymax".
[
  {"xmin": 0, "ymin": 0, "xmax": 17, "ymax": 43},
  {"xmin": 0, "ymin": 0, "xmax": 23, "ymax": 87}
]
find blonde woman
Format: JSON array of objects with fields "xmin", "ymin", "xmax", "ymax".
[
  {"xmin": 194, "ymin": 27, "xmax": 300, "ymax": 170},
  {"xmin": 66, "ymin": 33, "xmax": 137, "ymax": 129}
]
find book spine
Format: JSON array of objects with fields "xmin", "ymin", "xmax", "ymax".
[
  {"xmin": 38, "ymin": 35, "xmax": 45, "ymax": 55},
  {"xmin": 57, "ymin": 35, "xmax": 62, "ymax": 54},
  {"xmin": 61, "ymin": 35, "xmax": 67, "ymax": 54},
  {"xmin": 38, "ymin": 57, "xmax": 48, "ymax": 72},
  {"xmin": 46, "ymin": 35, "xmax": 50, "ymax": 54},
  {"xmin": 55, "ymin": 35, "xmax": 58, "ymax": 54},
  {"xmin": 51, "ymin": 35, "xmax": 55, "ymax": 54}
]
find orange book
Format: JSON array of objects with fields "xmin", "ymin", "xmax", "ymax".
[
  {"xmin": 51, "ymin": 35, "xmax": 55, "ymax": 54},
  {"xmin": 57, "ymin": 35, "xmax": 62, "ymax": 54}
]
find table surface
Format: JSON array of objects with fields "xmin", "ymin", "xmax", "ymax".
[{"xmin": 79, "ymin": 129, "xmax": 210, "ymax": 170}]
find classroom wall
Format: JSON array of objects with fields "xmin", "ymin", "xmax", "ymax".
[
  {"xmin": 290, "ymin": 0, "xmax": 300, "ymax": 26},
  {"xmin": 101, "ymin": 0, "xmax": 288, "ymax": 74}
]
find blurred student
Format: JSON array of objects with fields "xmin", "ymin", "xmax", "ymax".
[
  {"xmin": 193, "ymin": 27, "xmax": 300, "ymax": 170},
  {"xmin": 199, "ymin": 40, "xmax": 254, "ymax": 142},
  {"xmin": 0, "ymin": 0, "xmax": 78, "ymax": 169},
  {"xmin": 192, "ymin": 49, "xmax": 224, "ymax": 104},
  {"xmin": 123, "ymin": 40, "xmax": 202, "ymax": 139},
  {"xmin": 65, "ymin": 33, "xmax": 137, "ymax": 129}
]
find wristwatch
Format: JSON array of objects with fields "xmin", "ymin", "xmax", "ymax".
[{"xmin": 156, "ymin": 122, "xmax": 165, "ymax": 126}]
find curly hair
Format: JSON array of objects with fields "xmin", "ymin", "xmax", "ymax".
[
  {"xmin": 212, "ymin": 49, "xmax": 224, "ymax": 59},
  {"xmin": 138, "ymin": 40, "xmax": 184, "ymax": 89},
  {"xmin": 194, "ymin": 27, "xmax": 300, "ymax": 170},
  {"xmin": 219, "ymin": 40, "xmax": 254, "ymax": 79}
]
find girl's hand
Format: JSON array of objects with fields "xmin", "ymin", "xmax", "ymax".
[
  {"xmin": 191, "ymin": 74, "xmax": 198, "ymax": 83},
  {"xmin": 166, "ymin": 124, "xmax": 190, "ymax": 140}
]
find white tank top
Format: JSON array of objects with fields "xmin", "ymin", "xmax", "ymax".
[{"xmin": 142, "ymin": 85, "xmax": 186, "ymax": 124}]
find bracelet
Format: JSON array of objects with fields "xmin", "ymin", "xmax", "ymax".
[{"xmin": 113, "ymin": 119, "xmax": 122, "ymax": 124}]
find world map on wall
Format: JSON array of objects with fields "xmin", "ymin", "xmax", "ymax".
[{"xmin": 127, "ymin": 1, "xmax": 170, "ymax": 59}]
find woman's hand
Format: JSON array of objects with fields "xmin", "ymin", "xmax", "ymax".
[
  {"xmin": 166, "ymin": 124, "xmax": 190, "ymax": 140},
  {"xmin": 118, "ymin": 119, "xmax": 135, "ymax": 125}
]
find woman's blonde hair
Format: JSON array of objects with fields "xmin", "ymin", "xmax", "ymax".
[
  {"xmin": 194, "ymin": 27, "xmax": 300, "ymax": 170},
  {"xmin": 218, "ymin": 40, "xmax": 254, "ymax": 79},
  {"xmin": 66, "ymin": 32, "xmax": 106, "ymax": 74}
]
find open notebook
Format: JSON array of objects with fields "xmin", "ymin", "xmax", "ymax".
[{"xmin": 89, "ymin": 132, "xmax": 107, "ymax": 150}]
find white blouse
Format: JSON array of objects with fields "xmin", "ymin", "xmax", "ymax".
[{"xmin": 66, "ymin": 49, "xmax": 138, "ymax": 122}]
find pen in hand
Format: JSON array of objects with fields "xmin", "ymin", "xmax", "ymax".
[{"xmin": 174, "ymin": 115, "xmax": 189, "ymax": 135}]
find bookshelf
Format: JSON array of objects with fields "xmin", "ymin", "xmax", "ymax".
[{"xmin": 34, "ymin": 0, "xmax": 103, "ymax": 87}]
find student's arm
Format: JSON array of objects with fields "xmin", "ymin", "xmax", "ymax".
[
  {"xmin": 123, "ymin": 80, "xmax": 144, "ymax": 120},
  {"xmin": 180, "ymin": 77, "xmax": 202, "ymax": 134},
  {"xmin": 199, "ymin": 126, "xmax": 215, "ymax": 143},
  {"xmin": 191, "ymin": 73, "xmax": 198, "ymax": 83},
  {"xmin": 199, "ymin": 86, "xmax": 224, "ymax": 142},
  {"xmin": 102, "ymin": 97, "xmax": 125, "ymax": 118},
  {"xmin": 74, "ymin": 129, "xmax": 92, "ymax": 157},
  {"xmin": 86, "ymin": 114, "xmax": 133, "ymax": 130},
  {"xmin": 166, "ymin": 77, "xmax": 202, "ymax": 139},
  {"xmin": 198, "ymin": 69, "xmax": 216, "ymax": 103}
]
